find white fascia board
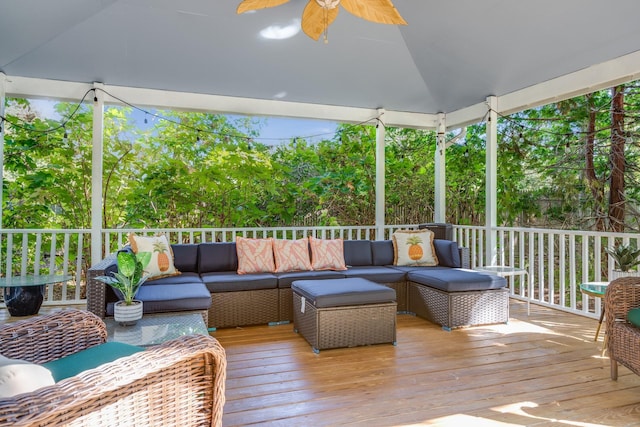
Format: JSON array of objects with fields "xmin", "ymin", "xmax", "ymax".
[
  {"xmin": 497, "ymin": 50, "xmax": 640, "ymax": 116},
  {"xmin": 4, "ymin": 75, "xmax": 437, "ymax": 129},
  {"xmin": 445, "ymin": 102, "xmax": 490, "ymax": 130},
  {"xmin": 446, "ymin": 50, "xmax": 640, "ymax": 130}
]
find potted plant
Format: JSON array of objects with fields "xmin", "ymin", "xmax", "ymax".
[
  {"xmin": 95, "ymin": 250, "xmax": 151, "ymax": 325},
  {"xmin": 605, "ymin": 244, "xmax": 640, "ymax": 280}
]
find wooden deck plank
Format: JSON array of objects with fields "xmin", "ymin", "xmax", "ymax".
[
  {"xmin": 3, "ymin": 301, "xmax": 639, "ymax": 426},
  {"xmin": 213, "ymin": 301, "xmax": 640, "ymax": 427}
]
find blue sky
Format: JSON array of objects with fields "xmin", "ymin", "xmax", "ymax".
[{"xmin": 30, "ymin": 99, "xmax": 339, "ymax": 146}]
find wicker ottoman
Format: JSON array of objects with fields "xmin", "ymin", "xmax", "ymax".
[
  {"xmin": 292, "ymin": 278, "xmax": 397, "ymax": 353},
  {"xmin": 407, "ymin": 269, "xmax": 509, "ymax": 330}
]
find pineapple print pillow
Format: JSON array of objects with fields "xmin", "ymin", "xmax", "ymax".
[
  {"xmin": 128, "ymin": 233, "xmax": 181, "ymax": 280},
  {"xmin": 392, "ymin": 230, "xmax": 439, "ymax": 267}
]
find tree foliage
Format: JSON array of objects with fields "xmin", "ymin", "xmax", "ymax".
[{"xmin": 3, "ymin": 82, "xmax": 640, "ymax": 233}]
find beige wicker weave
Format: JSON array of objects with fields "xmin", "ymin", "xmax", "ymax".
[
  {"xmin": 293, "ymin": 292, "xmax": 397, "ymax": 353},
  {"xmin": 0, "ymin": 309, "xmax": 226, "ymax": 427},
  {"xmin": 604, "ymin": 276, "xmax": 640, "ymax": 380},
  {"xmin": 407, "ymin": 281, "xmax": 509, "ymax": 330}
]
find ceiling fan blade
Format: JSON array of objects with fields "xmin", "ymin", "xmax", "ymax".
[
  {"xmin": 302, "ymin": 0, "xmax": 339, "ymax": 41},
  {"xmin": 237, "ymin": 0, "xmax": 290, "ymax": 14},
  {"xmin": 340, "ymin": 0, "xmax": 407, "ymax": 25}
]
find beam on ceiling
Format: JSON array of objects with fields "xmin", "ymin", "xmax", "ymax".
[
  {"xmin": 446, "ymin": 50, "xmax": 640, "ymax": 130},
  {"xmin": 3, "ymin": 76, "xmax": 438, "ymax": 130}
]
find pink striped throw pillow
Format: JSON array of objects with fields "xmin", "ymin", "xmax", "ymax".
[
  {"xmin": 236, "ymin": 237, "xmax": 276, "ymax": 274},
  {"xmin": 273, "ymin": 239, "xmax": 312, "ymax": 272},
  {"xmin": 308, "ymin": 237, "xmax": 347, "ymax": 271}
]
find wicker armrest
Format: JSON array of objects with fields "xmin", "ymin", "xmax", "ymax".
[
  {"xmin": 0, "ymin": 334, "xmax": 227, "ymax": 427},
  {"xmin": 87, "ymin": 253, "xmax": 118, "ymax": 318},
  {"xmin": 0, "ymin": 309, "xmax": 106, "ymax": 364},
  {"xmin": 604, "ymin": 276, "xmax": 640, "ymax": 335}
]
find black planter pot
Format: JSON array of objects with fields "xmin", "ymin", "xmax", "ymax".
[{"xmin": 3, "ymin": 285, "xmax": 45, "ymax": 316}]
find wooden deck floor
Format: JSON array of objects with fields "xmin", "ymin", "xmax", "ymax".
[
  {"xmin": 211, "ymin": 301, "xmax": 640, "ymax": 427},
  {"xmin": 4, "ymin": 301, "xmax": 640, "ymax": 426}
]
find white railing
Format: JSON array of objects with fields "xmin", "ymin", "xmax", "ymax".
[
  {"xmin": 0, "ymin": 229, "xmax": 91, "ymax": 306},
  {"xmin": 454, "ymin": 225, "xmax": 640, "ymax": 319},
  {"xmin": 2, "ymin": 224, "xmax": 638, "ymax": 320}
]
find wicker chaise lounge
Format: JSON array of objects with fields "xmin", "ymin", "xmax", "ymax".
[
  {"xmin": 605, "ymin": 276, "xmax": 640, "ymax": 380},
  {"xmin": 0, "ymin": 309, "xmax": 226, "ymax": 427}
]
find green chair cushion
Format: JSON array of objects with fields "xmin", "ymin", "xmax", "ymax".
[
  {"xmin": 43, "ymin": 341, "xmax": 144, "ymax": 382},
  {"xmin": 627, "ymin": 307, "xmax": 640, "ymax": 329}
]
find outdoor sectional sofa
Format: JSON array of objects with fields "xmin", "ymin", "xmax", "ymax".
[{"xmin": 87, "ymin": 224, "xmax": 509, "ymax": 331}]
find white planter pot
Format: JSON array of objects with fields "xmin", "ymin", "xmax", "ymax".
[
  {"xmin": 611, "ymin": 270, "xmax": 640, "ymax": 281},
  {"xmin": 114, "ymin": 300, "xmax": 143, "ymax": 326}
]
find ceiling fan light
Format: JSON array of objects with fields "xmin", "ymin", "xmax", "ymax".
[{"xmin": 315, "ymin": 0, "xmax": 340, "ymax": 9}]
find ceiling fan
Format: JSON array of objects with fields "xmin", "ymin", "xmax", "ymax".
[{"xmin": 237, "ymin": 0, "xmax": 407, "ymax": 43}]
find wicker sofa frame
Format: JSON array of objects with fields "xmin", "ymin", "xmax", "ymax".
[
  {"xmin": 0, "ymin": 309, "xmax": 226, "ymax": 427},
  {"xmin": 604, "ymin": 276, "xmax": 640, "ymax": 380},
  {"xmin": 86, "ymin": 222, "xmax": 509, "ymax": 331}
]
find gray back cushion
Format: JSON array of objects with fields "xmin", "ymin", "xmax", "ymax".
[
  {"xmin": 198, "ymin": 242, "xmax": 238, "ymax": 273},
  {"xmin": 371, "ymin": 240, "xmax": 394, "ymax": 265},
  {"xmin": 171, "ymin": 244, "xmax": 199, "ymax": 272},
  {"xmin": 433, "ymin": 239, "xmax": 461, "ymax": 268},
  {"xmin": 343, "ymin": 240, "xmax": 372, "ymax": 266}
]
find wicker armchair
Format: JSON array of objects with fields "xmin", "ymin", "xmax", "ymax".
[
  {"xmin": 0, "ymin": 309, "xmax": 226, "ymax": 426},
  {"xmin": 604, "ymin": 276, "xmax": 640, "ymax": 380}
]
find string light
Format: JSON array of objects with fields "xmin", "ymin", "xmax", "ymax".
[{"xmin": 1, "ymin": 86, "xmax": 386, "ymax": 147}]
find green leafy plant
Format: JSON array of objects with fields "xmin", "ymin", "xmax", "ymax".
[
  {"xmin": 95, "ymin": 251, "xmax": 152, "ymax": 304},
  {"xmin": 605, "ymin": 244, "xmax": 640, "ymax": 272}
]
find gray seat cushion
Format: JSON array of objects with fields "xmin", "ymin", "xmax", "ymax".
[
  {"xmin": 343, "ymin": 266, "xmax": 406, "ymax": 283},
  {"xmin": 106, "ymin": 282, "xmax": 211, "ymax": 315},
  {"xmin": 276, "ymin": 270, "xmax": 345, "ymax": 288},
  {"xmin": 144, "ymin": 272, "xmax": 201, "ymax": 285},
  {"xmin": 408, "ymin": 269, "xmax": 506, "ymax": 292},
  {"xmin": 292, "ymin": 278, "xmax": 396, "ymax": 308},
  {"xmin": 200, "ymin": 271, "xmax": 278, "ymax": 292}
]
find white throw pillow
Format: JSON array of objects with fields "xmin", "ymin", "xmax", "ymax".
[
  {"xmin": 0, "ymin": 354, "xmax": 55, "ymax": 398},
  {"xmin": 392, "ymin": 229, "xmax": 439, "ymax": 266}
]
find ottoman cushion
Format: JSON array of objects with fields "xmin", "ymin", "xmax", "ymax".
[
  {"xmin": 292, "ymin": 278, "xmax": 396, "ymax": 308},
  {"xmin": 408, "ymin": 269, "xmax": 506, "ymax": 292}
]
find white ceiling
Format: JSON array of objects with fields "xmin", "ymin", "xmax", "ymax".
[{"xmin": 2, "ymin": 0, "xmax": 640, "ymax": 128}]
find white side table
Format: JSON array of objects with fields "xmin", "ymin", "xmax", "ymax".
[{"xmin": 475, "ymin": 266, "xmax": 531, "ymax": 315}]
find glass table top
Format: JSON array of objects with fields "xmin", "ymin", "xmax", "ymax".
[
  {"xmin": 474, "ymin": 266, "xmax": 527, "ymax": 276},
  {"xmin": 105, "ymin": 312, "xmax": 209, "ymax": 347},
  {"xmin": 579, "ymin": 281, "xmax": 609, "ymax": 296},
  {"xmin": 0, "ymin": 274, "xmax": 72, "ymax": 287}
]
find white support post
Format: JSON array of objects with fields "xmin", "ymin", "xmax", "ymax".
[
  {"xmin": 486, "ymin": 96, "xmax": 498, "ymax": 265},
  {"xmin": 0, "ymin": 73, "xmax": 5, "ymax": 230},
  {"xmin": 375, "ymin": 109, "xmax": 386, "ymax": 240},
  {"xmin": 434, "ymin": 113, "xmax": 446, "ymax": 222},
  {"xmin": 91, "ymin": 83, "xmax": 105, "ymax": 265}
]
